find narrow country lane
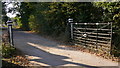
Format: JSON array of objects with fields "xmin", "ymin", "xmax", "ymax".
[{"xmin": 13, "ymin": 30, "xmax": 118, "ymax": 67}]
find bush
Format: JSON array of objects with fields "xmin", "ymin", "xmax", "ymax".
[
  {"xmin": 112, "ymin": 31, "xmax": 120, "ymax": 57},
  {"xmin": 2, "ymin": 44, "xmax": 16, "ymax": 58}
]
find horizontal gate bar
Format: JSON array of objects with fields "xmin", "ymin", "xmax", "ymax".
[
  {"xmin": 73, "ymin": 33, "xmax": 111, "ymax": 37},
  {"xmin": 73, "ymin": 31, "xmax": 110, "ymax": 36},
  {"xmin": 74, "ymin": 38, "xmax": 110, "ymax": 44},
  {"xmin": 72, "ymin": 23, "xmax": 111, "ymax": 25},
  {"xmin": 75, "ymin": 41, "xmax": 111, "ymax": 48},
  {"xmin": 87, "ymin": 38, "xmax": 110, "ymax": 44},
  {"xmin": 75, "ymin": 42, "xmax": 111, "ymax": 50},
  {"xmin": 75, "ymin": 43, "xmax": 96, "ymax": 48},
  {"xmin": 74, "ymin": 27, "xmax": 111, "ymax": 31},
  {"xmin": 75, "ymin": 37, "xmax": 110, "ymax": 42},
  {"xmin": 87, "ymin": 35, "xmax": 111, "ymax": 39},
  {"xmin": 74, "ymin": 36, "xmax": 110, "ymax": 40},
  {"xmin": 75, "ymin": 40, "xmax": 111, "ymax": 47},
  {"xmin": 74, "ymin": 34, "xmax": 111, "ymax": 39}
]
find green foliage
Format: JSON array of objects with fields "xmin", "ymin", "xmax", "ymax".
[
  {"xmin": 2, "ymin": 44, "xmax": 16, "ymax": 58},
  {"xmin": 94, "ymin": 2, "xmax": 120, "ymax": 56},
  {"xmin": 2, "ymin": 2, "xmax": 8, "ymax": 24},
  {"xmin": 112, "ymin": 30, "xmax": 120, "ymax": 57},
  {"xmin": 14, "ymin": 16, "xmax": 21, "ymax": 28},
  {"xmin": 26, "ymin": 3, "xmax": 103, "ymax": 36},
  {"xmin": 16, "ymin": 2, "xmax": 120, "ymax": 56},
  {"xmin": 94, "ymin": 2, "xmax": 120, "ymax": 28},
  {"xmin": 19, "ymin": 2, "xmax": 32, "ymax": 30},
  {"xmin": 19, "ymin": 2, "xmax": 120, "ymax": 45}
]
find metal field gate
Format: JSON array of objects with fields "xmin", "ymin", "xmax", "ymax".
[{"xmin": 69, "ymin": 21, "xmax": 112, "ymax": 52}]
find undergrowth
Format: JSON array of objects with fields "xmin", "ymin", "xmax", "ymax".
[
  {"xmin": 112, "ymin": 30, "xmax": 120, "ymax": 57},
  {"xmin": 2, "ymin": 44, "xmax": 16, "ymax": 58}
]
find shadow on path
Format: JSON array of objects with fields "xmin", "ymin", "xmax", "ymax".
[
  {"xmin": 13, "ymin": 30, "xmax": 98, "ymax": 67},
  {"xmin": 27, "ymin": 44, "xmax": 97, "ymax": 67}
]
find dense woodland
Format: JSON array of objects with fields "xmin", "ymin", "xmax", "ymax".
[{"xmin": 2, "ymin": 2, "xmax": 120, "ymax": 56}]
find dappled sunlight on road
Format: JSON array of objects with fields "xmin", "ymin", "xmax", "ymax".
[
  {"xmin": 14, "ymin": 31, "xmax": 118, "ymax": 66},
  {"xmin": 27, "ymin": 42, "xmax": 88, "ymax": 66},
  {"xmin": 27, "ymin": 42, "xmax": 97, "ymax": 67},
  {"xmin": 26, "ymin": 55, "xmax": 50, "ymax": 66}
]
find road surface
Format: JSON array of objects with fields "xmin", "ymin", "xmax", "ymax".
[{"xmin": 13, "ymin": 30, "xmax": 118, "ymax": 67}]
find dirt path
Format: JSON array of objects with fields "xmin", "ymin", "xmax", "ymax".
[{"xmin": 13, "ymin": 30, "xmax": 118, "ymax": 67}]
